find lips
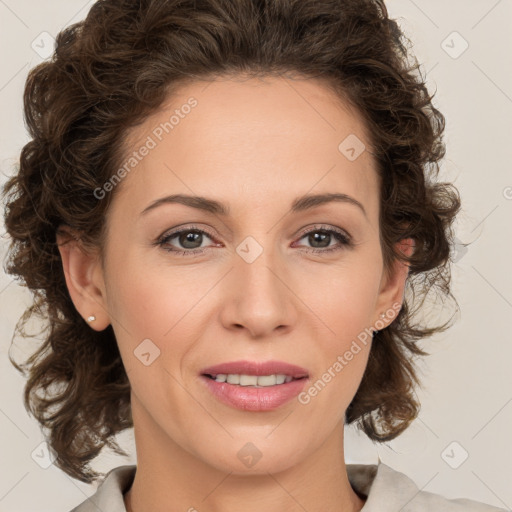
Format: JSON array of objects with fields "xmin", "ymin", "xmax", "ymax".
[
  {"xmin": 199, "ymin": 360, "xmax": 310, "ymax": 411},
  {"xmin": 200, "ymin": 360, "xmax": 309, "ymax": 379}
]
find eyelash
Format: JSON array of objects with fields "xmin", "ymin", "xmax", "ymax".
[{"xmin": 155, "ymin": 224, "xmax": 353, "ymax": 257}]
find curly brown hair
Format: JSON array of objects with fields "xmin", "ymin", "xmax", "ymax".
[{"xmin": 2, "ymin": 0, "xmax": 461, "ymax": 484}]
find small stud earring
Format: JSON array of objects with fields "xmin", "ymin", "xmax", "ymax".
[
  {"xmin": 380, "ymin": 313, "xmax": 386, "ymax": 319},
  {"xmin": 87, "ymin": 315, "xmax": 96, "ymax": 323}
]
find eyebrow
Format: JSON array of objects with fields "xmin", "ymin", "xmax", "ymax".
[{"xmin": 140, "ymin": 192, "xmax": 367, "ymax": 218}]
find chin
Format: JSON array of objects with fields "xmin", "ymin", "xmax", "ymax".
[{"xmin": 190, "ymin": 433, "xmax": 312, "ymax": 476}]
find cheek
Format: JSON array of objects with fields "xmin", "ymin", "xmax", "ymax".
[
  {"xmin": 300, "ymin": 301, "xmax": 374, "ymax": 427},
  {"xmin": 302, "ymin": 262, "xmax": 382, "ymax": 338},
  {"xmin": 299, "ymin": 264, "xmax": 380, "ymax": 398},
  {"xmin": 105, "ymin": 259, "xmax": 218, "ymax": 383},
  {"xmin": 106, "ymin": 256, "xmax": 192, "ymax": 337}
]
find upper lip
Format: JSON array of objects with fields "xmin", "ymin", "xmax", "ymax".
[{"xmin": 201, "ymin": 360, "xmax": 309, "ymax": 378}]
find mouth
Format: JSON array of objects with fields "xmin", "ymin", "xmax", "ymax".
[
  {"xmin": 202, "ymin": 373, "xmax": 306, "ymax": 387},
  {"xmin": 199, "ymin": 360, "xmax": 309, "ymax": 411},
  {"xmin": 200, "ymin": 359, "xmax": 309, "ymax": 382}
]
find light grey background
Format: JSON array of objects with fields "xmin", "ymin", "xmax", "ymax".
[{"xmin": 1, "ymin": 1, "xmax": 511, "ymax": 511}]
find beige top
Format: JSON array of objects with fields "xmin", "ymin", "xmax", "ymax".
[{"xmin": 70, "ymin": 461, "xmax": 508, "ymax": 511}]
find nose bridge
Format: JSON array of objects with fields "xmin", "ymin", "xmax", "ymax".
[
  {"xmin": 224, "ymin": 233, "xmax": 296, "ymax": 336},
  {"xmin": 237, "ymin": 238, "xmax": 281, "ymax": 294}
]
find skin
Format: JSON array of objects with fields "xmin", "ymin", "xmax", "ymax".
[{"xmin": 57, "ymin": 74, "xmax": 413, "ymax": 512}]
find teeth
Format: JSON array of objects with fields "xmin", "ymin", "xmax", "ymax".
[
  {"xmin": 213, "ymin": 374, "xmax": 294, "ymax": 387},
  {"xmin": 226, "ymin": 374, "xmax": 239, "ymax": 384},
  {"xmin": 240, "ymin": 374, "xmax": 258, "ymax": 386}
]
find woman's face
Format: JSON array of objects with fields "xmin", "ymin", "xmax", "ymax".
[{"xmin": 78, "ymin": 75, "xmax": 409, "ymax": 474}]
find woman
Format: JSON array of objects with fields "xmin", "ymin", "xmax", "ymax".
[{"xmin": 2, "ymin": 0, "xmax": 506, "ymax": 511}]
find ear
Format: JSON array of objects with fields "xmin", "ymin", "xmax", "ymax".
[
  {"xmin": 56, "ymin": 225, "xmax": 111, "ymax": 331},
  {"xmin": 372, "ymin": 237, "xmax": 415, "ymax": 329}
]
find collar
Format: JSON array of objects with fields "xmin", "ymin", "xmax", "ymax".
[{"xmin": 70, "ymin": 458, "xmax": 505, "ymax": 511}]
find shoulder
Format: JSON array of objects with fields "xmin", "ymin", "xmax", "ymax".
[
  {"xmin": 69, "ymin": 464, "xmax": 136, "ymax": 512},
  {"xmin": 347, "ymin": 461, "xmax": 508, "ymax": 512}
]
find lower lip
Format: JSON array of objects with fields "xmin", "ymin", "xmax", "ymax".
[{"xmin": 200, "ymin": 375, "xmax": 308, "ymax": 411}]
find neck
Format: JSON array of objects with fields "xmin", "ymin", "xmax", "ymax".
[{"xmin": 124, "ymin": 397, "xmax": 366, "ymax": 512}]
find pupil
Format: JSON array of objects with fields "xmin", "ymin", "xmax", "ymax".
[
  {"xmin": 311, "ymin": 232, "xmax": 329, "ymax": 248},
  {"xmin": 181, "ymin": 231, "xmax": 201, "ymax": 248}
]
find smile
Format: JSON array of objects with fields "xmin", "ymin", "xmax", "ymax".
[{"xmin": 205, "ymin": 373, "xmax": 300, "ymax": 387}]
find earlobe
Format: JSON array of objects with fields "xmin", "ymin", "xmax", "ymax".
[{"xmin": 56, "ymin": 226, "xmax": 110, "ymax": 331}]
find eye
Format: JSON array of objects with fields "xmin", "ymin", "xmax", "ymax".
[
  {"xmin": 156, "ymin": 225, "xmax": 218, "ymax": 256},
  {"xmin": 293, "ymin": 225, "xmax": 353, "ymax": 254},
  {"xmin": 155, "ymin": 224, "xmax": 353, "ymax": 257}
]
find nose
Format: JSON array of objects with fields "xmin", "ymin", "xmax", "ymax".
[{"xmin": 219, "ymin": 242, "xmax": 298, "ymax": 339}]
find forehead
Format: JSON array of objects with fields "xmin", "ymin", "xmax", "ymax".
[{"xmin": 111, "ymin": 75, "xmax": 379, "ymax": 222}]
